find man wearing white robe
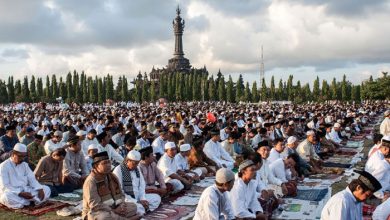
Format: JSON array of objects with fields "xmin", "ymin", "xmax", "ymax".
[
  {"xmin": 157, "ymin": 142, "xmax": 190, "ymax": 193},
  {"xmin": 321, "ymin": 170, "xmax": 382, "ymax": 220},
  {"xmin": 194, "ymin": 168, "xmax": 235, "ymax": 220},
  {"xmin": 365, "ymin": 136, "xmax": 390, "ymax": 199},
  {"xmin": 267, "ymin": 138, "xmax": 285, "ymax": 164},
  {"xmin": 81, "ymin": 129, "xmax": 98, "ymax": 156},
  {"xmin": 203, "ymin": 131, "xmax": 235, "ymax": 169},
  {"xmin": 175, "ymin": 144, "xmax": 204, "ymax": 179},
  {"xmin": 113, "ymin": 150, "xmax": 161, "ymax": 215},
  {"xmin": 230, "ymin": 160, "xmax": 266, "ymax": 219},
  {"xmin": 380, "ymin": 110, "xmax": 390, "ymax": 136},
  {"xmin": 151, "ymin": 129, "xmax": 168, "ymax": 160},
  {"xmin": 0, "ymin": 144, "xmax": 51, "ymax": 209},
  {"xmin": 96, "ymin": 131, "xmax": 124, "ymax": 165},
  {"xmin": 269, "ymin": 155, "xmax": 299, "ymax": 184},
  {"xmin": 43, "ymin": 131, "xmax": 65, "ymax": 155}
]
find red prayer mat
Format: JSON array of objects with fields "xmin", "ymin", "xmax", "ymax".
[
  {"xmin": 0, "ymin": 201, "xmax": 68, "ymax": 216},
  {"xmin": 143, "ymin": 204, "xmax": 195, "ymax": 220}
]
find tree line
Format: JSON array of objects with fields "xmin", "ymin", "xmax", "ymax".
[{"xmin": 0, "ymin": 70, "xmax": 388, "ymax": 104}]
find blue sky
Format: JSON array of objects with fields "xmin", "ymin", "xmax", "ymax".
[{"xmin": 0, "ymin": 0, "xmax": 389, "ymax": 86}]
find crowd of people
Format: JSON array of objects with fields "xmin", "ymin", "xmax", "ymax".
[{"xmin": 0, "ymin": 101, "xmax": 389, "ymax": 219}]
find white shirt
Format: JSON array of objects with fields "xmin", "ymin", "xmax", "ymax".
[
  {"xmin": 251, "ymin": 134, "xmax": 262, "ymax": 149},
  {"xmin": 151, "ymin": 136, "xmax": 166, "ymax": 155},
  {"xmin": 220, "ymin": 129, "xmax": 229, "ymax": 141},
  {"xmin": 329, "ymin": 128, "xmax": 342, "ymax": 144},
  {"xmin": 380, "ymin": 118, "xmax": 390, "ymax": 136},
  {"xmin": 268, "ymin": 148, "xmax": 283, "ymax": 164},
  {"xmin": 372, "ymin": 197, "xmax": 390, "ymax": 220},
  {"xmin": 96, "ymin": 143, "xmax": 124, "ymax": 165},
  {"xmin": 194, "ymin": 185, "xmax": 235, "ymax": 220},
  {"xmin": 258, "ymin": 159, "xmax": 283, "ymax": 187},
  {"xmin": 136, "ymin": 137, "xmax": 150, "ymax": 149},
  {"xmin": 95, "ymin": 124, "xmax": 105, "ymax": 135},
  {"xmin": 44, "ymin": 139, "xmax": 65, "ymax": 155},
  {"xmin": 81, "ymin": 138, "xmax": 99, "ymax": 156},
  {"xmin": 175, "ymin": 153, "xmax": 189, "ymax": 171},
  {"xmin": 157, "ymin": 153, "xmax": 178, "ymax": 181},
  {"xmin": 113, "ymin": 166, "xmax": 146, "ymax": 202},
  {"xmin": 368, "ymin": 144, "xmax": 380, "ymax": 158},
  {"xmin": 365, "ymin": 150, "xmax": 390, "ymax": 199},
  {"xmin": 269, "ymin": 158, "xmax": 291, "ymax": 183},
  {"xmin": 203, "ymin": 139, "xmax": 234, "ymax": 168},
  {"xmin": 321, "ymin": 187, "xmax": 362, "ymax": 220},
  {"xmin": 229, "ymin": 178, "xmax": 263, "ymax": 218},
  {"xmin": 0, "ymin": 159, "xmax": 43, "ymax": 194}
]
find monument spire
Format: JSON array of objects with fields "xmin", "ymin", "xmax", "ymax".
[
  {"xmin": 167, "ymin": 5, "xmax": 191, "ymax": 72},
  {"xmin": 173, "ymin": 5, "xmax": 185, "ymax": 58}
]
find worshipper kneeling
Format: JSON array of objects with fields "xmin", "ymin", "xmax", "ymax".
[
  {"xmin": 297, "ymin": 130, "xmax": 322, "ymax": 173},
  {"xmin": 138, "ymin": 147, "xmax": 169, "ymax": 197},
  {"xmin": 364, "ymin": 135, "xmax": 390, "ymax": 199},
  {"xmin": 113, "ymin": 150, "xmax": 161, "ymax": 215},
  {"xmin": 63, "ymin": 135, "xmax": 88, "ymax": 189},
  {"xmin": 230, "ymin": 159, "xmax": 268, "ymax": 220},
  {"xmin": 321, "ymin": 170, "xmax": 382, "ymax": 220},
  {"xmin": 157, "ymin": 142, "xmax": 191, "ymax": 193},
  {"xmin": 0, "ymin": 143, "xmax": 51, "ymax": 209},
  {"xmin": 82, "ymin": 151, "xmax": 140, "ymax": 220},
  {"xmin": 85, "ymin": 144, "xmax": 99, "ymax": 174},
  {"xmin": 193, "ymin": 168, "xmax": 235, "ymax": 220},
  {"xmin": 188, "ymin": 136, "xmax": 216, "ymax": 177},
  {"xmin": 203, "ymin": 130, "xmax": 235, "ymax": 170},
  {"xmin": 175, "ymin": 143, "xmax": 204, "ymax": 182},
  {"xmin": 34, "ymin": 148, "xmax": 75, "ymax": 197},
  {"xmin": 269, "ymin": 154, "xmax": 300, "ymax": 197}
]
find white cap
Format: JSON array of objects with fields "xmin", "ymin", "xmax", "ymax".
[
  {"xmin": 288, "ymin": 121, "xmax": 294, "ymax": 125},
  {"xmin": 76, "ymin": 130, "xmax": 87, "ymax": 136},
  {"xmin": 88, "ymin": 144, "xmax": 98, "ymax": 150},
  {"xmin": 345, "ymin": 127, "xmax": 351, "ymax": 131},
  {"xmin": 17, "ymin": 118, "xmax": 23, "ymax": 122},
  {"xmin": 42, "ymin": 121, "xmax": 47, "ymax": 126},
  {"xmin": 216, "ymin": 168, "xmax": 235, "ymax": 184},
  {"xmin": 384, "ymin": 110, "xmax": 390, "ymax": 117},
  {"xmin": 179, "ymin": 144, "xmax": 191, "ymax": 152},
  {"xmin": 306, "ymin": 130, "xmax": 315, "ymax": 136},
  {"xmin": 164, "ymin": 142, "xmax": 176, "ymax": 150},
  {"xmin": 14, "ymin": 143, "xmax": 27, "ymax": 153},
  {"xmin": 334, "ymin": 123, "xmax": 341, "ymax": 128},
  {"xmin": 287, "ymin": 136, "xmax": 297, "ymax": 145},
  {"xmin": 127, "ymin": 150, "xmax": 141, "ymax": 161}
]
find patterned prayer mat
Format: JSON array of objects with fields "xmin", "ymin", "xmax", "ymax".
[
  {"xmin": 292, "ymin": 188, "xmax": 329, "ymax": 202},
  {"xmin": 50, "ymin": 190, "xmax": 83, "ymax": 205},
  {"xmin": 0, "ymin": 201, "xmax": 68, "ymax": 216},
  {"xmin": 143, "ymin": 204, "xmax": 195, "ymax": 220}
]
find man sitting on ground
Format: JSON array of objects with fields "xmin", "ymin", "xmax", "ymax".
[
  {"xmin": 193, "ymin": 168, "xmax": 235, "ymax": 220},
  {"xmin": 0, "ymin": 144, "xmax": 51, "ymax": 209}
]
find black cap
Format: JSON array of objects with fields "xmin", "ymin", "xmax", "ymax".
[
  {"xmin": 5, "ymin": 125, "xmax": 16, "ymax": 131},
  {"xmin": 92, "ymin": 151, "xmax": 109, "ymax": 165},
  {"xmin": 210, "ymin": 129, "xmax": 220, "ymax": 136},
  {"xmin": 354, "ymin": 170, "xmax": 382, "ymax": 192},
  {"xmin": 34, "ymin": 134, "xmax": 43, "ymax": 140}
]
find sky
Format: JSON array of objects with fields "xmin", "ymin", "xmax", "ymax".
[{"xmin": 0, "ymin": 0, "xmax": 390, "ymax": 87}]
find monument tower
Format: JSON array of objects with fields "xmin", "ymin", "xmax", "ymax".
[{"xmin": 167, "ymin": 6, "xmax": 191, "ymax": 72}]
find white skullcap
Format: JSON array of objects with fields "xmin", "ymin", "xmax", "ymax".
[
  {"xmin": 337, "ymin": 119, "xmax": 342, "ymax": 123},
  {"xmin": 306, "ymin": 130, "xmax": 315, "ymax": 136},
  {"xmin": 14, "ymin": 143, "xmax": 27, "ymax": 153},
  {"xmin": 288, "ymin": 121, "xmax": 294, "ymax": 125},
  {"xmin": 334, "ymin": 123, "xmax": 341, "ymax": 128},
  {"xmin": 17, "ymin": 118, "xmax": 23, "ymax": 122},
  {"xmin": 345, "ymin": 127, "xmax": 351, "ymax": 131},
  {"xmin": 287, "ymin": 136, "xmax": 297, "ymax": 145},
  {"xmin": 76, "ymin": 130, "xmax": 87, "ymax": 136},
  {"xmin": 216, "ymin": 168, "xmax": 235, "ymax": 184},
  {"xmin": 179, "ymin": 144, "xmax": 191, "ymax": 152},
  {"xmin": 88, "ymin": 144, "xmax": 98, "ymax": 150},
  {"xmin": 382, "ymin": 136, "xmax": 390, "ymax": 144},
  {"xmin": 127, "ymin": 150, "xmax": 141, "ymax": 161},
  {"xmin": 384, "ymin": 110, "xmax": 390, "ymax": 117},
  {"xmin": 41, "ymin": 121, "xmax": 48, "ymax": 126},
  {"xmin": 164, "ymin": 142, "xmax": 176, "ymax": 150}
]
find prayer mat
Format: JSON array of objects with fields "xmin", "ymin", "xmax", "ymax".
[
  {"xmin": 323, "ymin": 162, "xmax": 351, "ymax": 168},
  {"xmin": 50, "ymin": 191, "xmax": 83, "ymax": 205},
  {"xmin": 335, "ymin": 150, "xmax": 358, "ymax": 156},
  {"xmin": 284, "ymin": 203, "xmax": 302, "ymax": 212},
  {"xmin": 292, "ymin": 188, "xmax": 329, "ymax": 202},
  {"xmin": 308, "ymin": 173, "xmax": 342, "ymax": 180},
  {"xmin": 171, "ymin": 193, "xmax": 200, "ymax": 206},
  {"xmin": 0, "ymin": 201, "xmax": 68, "ymax": 216},
  {"xmin": 345, "ymin": 141, "xmax": 364, "ymax": 148},
  {"xmin": 143, "ymin": 204, "xmax": 195, "ymax": 220}
]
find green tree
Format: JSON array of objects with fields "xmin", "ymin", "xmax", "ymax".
[
  {"xmin": 260, "ymin": 78, "xmax": 267, "ymax": 101},
  {"xmin": 244, "ymin": 82, "xmax": 252, "ymax": 102},
  {"xmin": 97, "ymin": 78, "xmax": 104, "ymax": 104},
  {"xmin": 321, "ymin": 80, "xmax": 330, "ymax": 101},
  {"xmin": 150, "ymin": 80, "xmax": 156, "ymax": 102},
  {"xmin": 30, "ymin": 76, "xmax": 36, "ymax": 102},
  {"xmin": 45, "ymin": 75, "xmax": 51, "ymax": 100},
  {"xmin": 287, "ymin": 75, "xmax": 294, "ymax": 101},
  {"xmin": 270, "ymin": 76, "xmax": 275, "ymax": 100},
  {"xmin": 226, "ymin": 75, "xmax": 235, "ymax": 102},
  {"xmin": 52, "ymin": 74, "xmax": 59, "ymax": 99},
  {"xmin": 208, "ymin": 76, "xmax": 216, "ymax": 101},
  {"xmin": 277, "ymin": 79, "xmax": 284, "ymax": 100},
  {"xmin": 37, "ymin": 78, "xmax": 43, "ymax": 99},
  {"xmin": 235, "ymin": 74, "xmax": 244, "ymax": 101},
  {"xmin": 66, "ymin": 72, "xmax": 73, "ymax": 101},
  {"xmin": 313, "ymin": 76, "xmax": 320, "ymax": 102},
  {"xmin": 251, "ymin": 81, "xmax": 259, "ymax": 102},
  {"xmin": 330, "ymin": 77, "xmax": 338, "ymax": 100},
  {"xmin": 7, "ymin": 76, "xmax": 15, "ymax": 103},
  {"xmin": 218, "ymin": 76, "xmax": 226, "ymax": 101}
]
